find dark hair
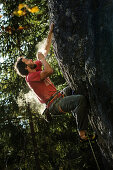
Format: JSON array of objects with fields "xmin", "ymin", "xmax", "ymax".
[{"xmin": 15, "ymin": 57, "xmax": 28, "ymax": 77}]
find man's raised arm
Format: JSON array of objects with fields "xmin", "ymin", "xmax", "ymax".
[{"xmin": 43, "ymin": 23, "xmax": 54, "ymax": 57}]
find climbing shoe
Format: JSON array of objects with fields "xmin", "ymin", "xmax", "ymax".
[{"xmin": 80, "ymin": 133, "xmax": 98, "ymax": 142}]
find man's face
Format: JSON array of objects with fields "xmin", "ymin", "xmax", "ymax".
[{"xmin": 22, "ymin": 58, "xmax": 37, "ymax": 69}]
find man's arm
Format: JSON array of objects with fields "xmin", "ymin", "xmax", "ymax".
[
  {"xmin": 43, "ymin": 23, "xmax": 54, "ymax": 57},
  {"xmin": 38, "ymin": 52, "xmax": 53, "ymax": 80}
]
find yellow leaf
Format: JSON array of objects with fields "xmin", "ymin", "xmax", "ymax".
[
  {"xmin": 0, "ymin": 15, "xmax": 2, "ymax": 18},
  {"xmin": 13, "ymin": 10, "xmax": 18, "ymax": 15},
  {"xmin": 18, "ymin": 10, "xmax": 23, "ymax": 15},
  {"xmin": 22, "ymin": 11, "xmax": 26, "ymax": 16},
  {"xmin": 13, "ymin": 10, "xmax": 26, "ymax": 16},
  {"xmin": 18, "ymin": 4, "xmax": 26, "ymax": 10},
  {"xmin": 30, "ymin": 6, "xmax": 39, "ymax": 13},
  {"xmin": 18, "ymin": 26, "xmax": 24, "ymax": 29},
  {"xmin": 18, "ymin": 26, "xmax": 25, "ymax": 30},
  {"xmin": 27, "ymin": 7, "xmax": 32, "ymax": 12},
  {"xmin": 13, "ymin": 4, "xmax": 39, "ymax": 16}
]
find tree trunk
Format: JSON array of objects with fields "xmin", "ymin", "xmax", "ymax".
[{"xmin": 48, "ymin": 0, "xmax": 113, "ymax": 169}]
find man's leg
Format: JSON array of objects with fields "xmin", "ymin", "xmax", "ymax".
[{"xmin": 56, "ymin": 95, "xmax": 88, "ymax": 138}]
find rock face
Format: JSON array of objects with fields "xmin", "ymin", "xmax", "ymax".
[{"xmin": 48, "ymin": 0, "xmax": 113, "ymax": 169}]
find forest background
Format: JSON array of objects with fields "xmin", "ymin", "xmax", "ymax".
[{"xmin": 0, "ymin": 0, "xmax": 104, "ymax": 169}]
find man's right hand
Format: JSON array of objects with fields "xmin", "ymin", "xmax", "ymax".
[{"xmin": 37, "ymin": 52, "xmax": 53, "ymax": 80}]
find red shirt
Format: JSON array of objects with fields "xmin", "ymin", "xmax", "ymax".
[{"xmin": 26, "ymin": 60, "xmax": 57, "ymax": 103}]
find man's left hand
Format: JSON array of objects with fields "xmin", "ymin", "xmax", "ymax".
[
  {"xmin": 38, "ymin": 52, "xmax": 45, "ymax": 61},
  {"xmin": 49, "ymin": 23, "xmax": 54, "ymax": 33}
]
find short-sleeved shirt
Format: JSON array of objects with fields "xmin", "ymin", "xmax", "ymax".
[{"xmin": 26, "ymin": 60, "xmax": 57, "ymax": 103}]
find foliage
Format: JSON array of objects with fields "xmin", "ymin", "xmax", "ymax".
[{"xmin": 0, "ymin": 0, "xmax": 103, "ymax": 169}]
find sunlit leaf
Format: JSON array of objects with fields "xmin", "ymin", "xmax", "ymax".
[
  {"xmin": 29, "ymin": 6, "xmax": 39, "ymax": 13},
  {"xmin": 2, "ymin": 26, "xmax": 13, "ymax": 34},
  {"xmin": 13, "ymin": 10, "xmax": 26, "ymax": 17},
  {"xmin": 18, "ymin": 26, "xmax": 26, "ymax": 30},
  {"xmin": 13, "ymin": 10, "xmax": 18, "ymax": 15},
  {"xmin": 18, "ymin": 10, "xmax": 26, "ymax": 16},
  {"xmin": 18, "ymin": 4, "xmax": 26, "ymax": 10},
  {"xmin": 13, "ymin": 4, "xmax": 39, "ymax": 17},
  {"xmin": 1, "ymin": 25, "xmax": 26, "ymax": 34},
  {"xmin": 0, "ymin": 15, "xmax": 2, "ymax": 18}
]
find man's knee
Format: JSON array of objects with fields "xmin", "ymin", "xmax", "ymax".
[{"xmin": 63, "ymin": 86, "xmax": 73, "ymax": 96}]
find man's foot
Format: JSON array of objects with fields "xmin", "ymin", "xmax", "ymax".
[{"xmin": 80, "ymin": 133, "xmax": 98, "ymax": 142}]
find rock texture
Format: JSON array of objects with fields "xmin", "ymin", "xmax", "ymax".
[{"xmin": 48, "ymin": 0, "xmax": 113, "ymax": 169}]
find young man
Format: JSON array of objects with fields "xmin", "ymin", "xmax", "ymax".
[{"xmin": 15, "ymin": 24, "xmax": 96, "ymax": 141}]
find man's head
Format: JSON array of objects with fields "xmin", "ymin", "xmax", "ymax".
[{"xmin": 15, "ymin": 57, "xmax": 37, "ymax": 77}]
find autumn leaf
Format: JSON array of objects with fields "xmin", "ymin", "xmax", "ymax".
[
  {"xmin": 13, "ymin": 11, "xmax": 18, "ymax": 15},
  {"xmin": 18, "ymin": 10, "xmax": 24, "ymax": 16},
  {"xmin": 18, "ymin": 26, "xmax": 24, "ymax": 30},
  {"xmin": 13, "ymin": 10, "xmax": 26, "ymax": 17},
  {"xmin": 18, "ymin": 26, "xmax": 27, "ymax": 30},
  {"xmin": 28, "ymin": 6, "xmax": 39, "ymax": 13},
  {"xmin": 18, "ymin": 4, "xmax": 26, "ymax": 10},
  {"xmin": 13, "ymin": 4, "xmax": 39, "ymax": 17},
  {"xmin": 31, "ymin": 6, "xmax": 39, "ymax": 13},
  {"xmin": 2, "ymin": 26, "xmax": 13, "ymax": 34},
  {"xmin": 0, "ymin": 15, "xmax": 2, "ymax": 18}
]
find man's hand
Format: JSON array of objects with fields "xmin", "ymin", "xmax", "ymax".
[
  {"xmin": 49, "ymin": 23, "xmax": 54, "ymax": 33},
  {"xmin": 37, "ymin": 52, "xmax": 53, "ymax": 80},
  {"xmin": 42, "ymin": 23, "xmax": 54, "ymax": 57},
  {"xmin": 38, "ymin": 52, "xmax": 45, "ymax": 61}
]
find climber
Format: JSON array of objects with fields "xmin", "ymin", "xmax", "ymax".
[{"xmin": 14, "ymin": 23, "xmax": 96, "ymax": 142}]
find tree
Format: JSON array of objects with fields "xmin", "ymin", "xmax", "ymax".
[
  {"xmin": 0, "ymin": 0, "xmax": 105, "ymax": 169},
  {"xmin": 48, "ymin": 0, "xmax": 113, "ymax": 169}
]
